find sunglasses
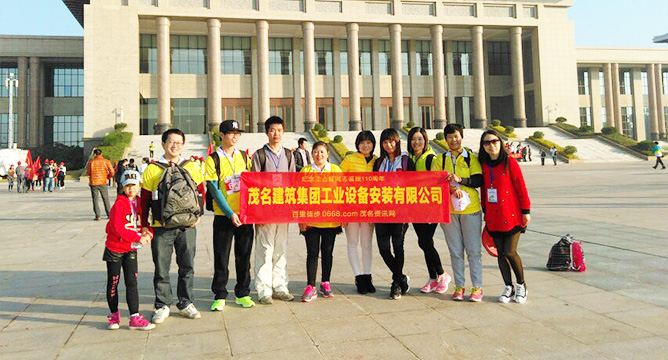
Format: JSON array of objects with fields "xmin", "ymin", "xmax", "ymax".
[{"xmin": 482, "ymin": 139, "xmax": 501, "ymax": 146}]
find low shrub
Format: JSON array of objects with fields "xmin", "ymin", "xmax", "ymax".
[
  {"xmin": 554, "ymin": 122, "xmax": 595, "ymax": 137},
  {"xmin": 313, "ymin": 123, "xmax": 324, "ymax": 131},
  {"xmin": 98, "ymin": 131, "xmax": 133, "ymax": 164},
  {"xmin": 318, "ymin": 129, "xmax": 328, "ymax": 138},
  {"xmin": 345, "ymin": 151, "xmax": 355, "ymax": 156},
  {"xmin": 114, "ymin": 122, "xmax": 128, "ymax": 131},
  {"xmin": 528, "ymin": 136, "xmax": 578, "ymax": 160},
  {"xmin": 601, "ymin": 126, "xmax": 617, "ymax": 135},
  {"xmin": 406, "ymin": 120, "xmax": 416, "ymax": 128},
  {"xmin": 533, "ymin": 131, "xmax": 544, "ymax": 139},
  {"xmin": 435, "ymin": 133, "xmax": 445, "ymax": 140},
  {"xmin": 563, "ymin": 145, "xmax": 578, "ymax": 155},
  {"xmin": 555, "ymin": 117, "xmax": 567, "ymax": 123},
  {"xmin": 491, "ymin": 119, "xmax": 501, "ymax": 127},
  {"xmin": 504, "ymin": 126, "xmax": 515, "ymax": 135},
  {"xmin": 333, "ymin": 135, "xmax": 343, "ymax": 143},
  {"xmin": 210, "ymin": 130, "xmax": 221, "ymax": 147},
  {"xmin": 635, "ymin": 140, "xmax": 655, "ymax": 153}
]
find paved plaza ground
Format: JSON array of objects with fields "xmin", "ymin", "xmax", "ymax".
[{"xmin": 0, "ymin": 162, "xmax": 666, "ymax": 359}]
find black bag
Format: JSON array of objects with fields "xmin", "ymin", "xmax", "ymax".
[{"xmin": 546, "ymin": 235, "xmax": 573, "ymax": 271}]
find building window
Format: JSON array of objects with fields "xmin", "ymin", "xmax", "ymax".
[
  {"xmin": 664, "ymin": 107, "xmax": 668, "ymax": 132},
  {"xmin": 487, "ymin": 41, "xmax": 510, "ymax": 76},
  {"xmin": 315, "ymin": 38, "xmax": 333, "ymax": 75},
  {"xmin": 599, "ymin": 70, "xmax": 605, "ymax": 95},
  {"xmin": 340, "ymin": 39, "xmax": 348, "ymax": 74},
  {"xmin": 0, "ymin": 113, "xmax": 17, "ymax": 147},
  {"xmin": 453, "ymin": 41, "xmax": 472, "ymax": 76},
  {"xmin": 621, "ymin": 106, "xmax": 635, "ymax": 138},
  {"xmin": 171, "ymin": 98, "xmax": 206, "ymax": 134},
  {"xmin": 269, "ymin": 38, "xmax": 293, "ymax": 75},
  {"xmin": 359, "ymin": 39, "xmax": 372, "ymax": 75},
  {"xmin": 455, "ymin": 97, "xmax": 474, "ymax": 127},
  {"xmin": 522, "ymin": 39, "xmax": 533, "ymax": 84},
  {"xmin": 579, "ymin": 107, "xmax": 592, "ymax": 127},
  {"xmin": 0, "ymin": 67, "xmax": 18, "ymax": 97},
  {"xmin": 578, "ymin": 69, "xmax": 590, "ymax": 95},
  {"xmin": 641, "ymin": 71, "xmax": 649, "ymax": 95},
  {"xmin": 140, "ymin": 98, "xmax": 158, "ymax": 135},
  {"xmin": 140, "ymin": 34, "xmax": 157, "ymax": 74},
  {"xmin": 171, "ymin": 35, "xmax": 207, "ymax": 74},
  {"xmin": 415, "ymin": 40, "xmax": 432, "ymax": 76},
  {"xmin": 222, "ymin": 36, "xmax": 251, "ymax": 75},
  {"xmin": 601, "ymin": 107, "xmax": 608, "ymax": 128},
  {"xmin": 46, "ymin": 67, "xmax": 84, "ymax": 98},
  {"xmin": 52, "ymin": 115, "xmax": 84, "ymax": 147},
  {"xmin": 402, "ymin": 40, "xmax": 409, "ymax": 76},
  {"xmin": 620, "ymin": 69, "xmax": 633, "ymax": 95},
  {"xmin": 663, "ymin": 71, "xmax": 668, "ymax": 94},
  {"xmin": 378, "ymin": 40, "xmax": 391, "ymax": 75}
]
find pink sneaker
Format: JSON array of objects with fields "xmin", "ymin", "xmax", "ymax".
[
  {"xmin": 129, "ymin": 314, "xmax": 156, "ymax": 331},
  {"xmin": 301, "ymin": 285, "xmax": 318, "ymax": 302},
  {"xmin": 420, "ymin": 279, "xmax": 439, "ymax": 293},
  {"xmin": 469, "ymin": 287, "xmax": 483, "ymax": 302},
  {"xmin": 434, "ymin": 273, "xmax": 452, "ymax": 294},
  {"xmin": 320, "ymin": 281, "xmax": 334, "ymax": 298},
  {"xmin": 452, "ymin": 286, "xmax": 465, "ymax": 301},
  {"xmin": 107, "ymin": 311, "xmax": 120, "ymax": 330}
]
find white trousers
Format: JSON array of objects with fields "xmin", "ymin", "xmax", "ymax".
[
  {"xmin": 254, "ymin": 223, "xmax": 290, "ymax": 299},
  {"xmin": 345, "ymin": 222, "xmax": 375, "ymax": 276}
]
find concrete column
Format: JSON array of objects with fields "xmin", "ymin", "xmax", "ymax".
[
  {"xmin": 647, "ymin": 64, "xmax": 659, "ymax": 140},
  {"xmin": 611, "ymin": 63, "xmax": 622, "ymax": 132},
  {"xmin": 510, "ymin": 27, "xmax": 526, "ymax": 128},
  {"xmin": 389, "ymin": 24, "xmax": 404, "ymax": 129},
  {"xmin": 332, "ymin": 38, "xmax": 342, "ymax": 130},
  {"xmin": 347, "ymin": 23, "xmax": 361, "ymax": 130},
  {"xmin": 408, "ymin": 40, "xmax": 419, "ymax": 127},
  {"xmin": 207, "ymin": 19, "xmax": 222, "ymax": 131},
  {"xmin": 445, "ymin": 40, "xmax": 457, "ymax": 127},
  {"xmin": 371, "ymin": 39, "xmax": 382, "ymax": 130},
  {"xmin": 256, "ymin": 20, "xmax": 270, "ymax": 128},
  {"xmin": 155, "ymin": 17, "xmax": 171, "ymax": 134},
  {"xmin": 17, "ymin": 57, "xmax": 28, "ymax": 147},
  {"xmin": 655, "ymin": 64, "xmax": 665, "ymax": 138},
  {"xmin": 431, "ymin": 25, "xmax": 446, "ymax": 129},
  {"xmin": 291, "ymin": 37, "xmax": 303, "ymax": 132},
  {"xmin": 250, "ymin": 36, "xmax": 258, "ymax": 132},
  {"xmin": 603, "ymin": 63, "xmax": 614, "ymax": 128},
  {"xmin": 471, "ymin": 25, "xmax": 487, "ymax": 128},
  {"xmin": 28, "ymin": 57, "xmax": 40, "ymax": 147},
  {"xmin": 303, "ymin": 22, "xmax": 316, "ymax": 130}
]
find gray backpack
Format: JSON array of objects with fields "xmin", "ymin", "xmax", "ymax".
[{"xmin": 151, "ymin": 160, "xmax": 203, "ymax": 228}]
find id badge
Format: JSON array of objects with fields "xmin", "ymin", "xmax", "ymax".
[
  {"xmin": 224, "ymin": 174, "xmax": 241, "ymax": 195},
  {"xmin": 487, "ymin": 188, "xmax": 498, "ymax": 203}
]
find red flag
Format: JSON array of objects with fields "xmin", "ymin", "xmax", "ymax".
[
  {"xmin": 25, "ymin": 150, "xmax": 33, "ymax": 169},
  {"xmin": 32, "ymin": 156, "xmax": 41, "ymax": 175},
  {"xmin": 207, "ymin": 142, "xmax": 213, "ymax": 156}
]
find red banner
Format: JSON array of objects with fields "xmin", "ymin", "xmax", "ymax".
[{"xmin": 240, "ymin": 171, "xmax": 450, "ymax": 224}]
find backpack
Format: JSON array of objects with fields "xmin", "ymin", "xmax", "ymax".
[
  {"xmin": 151, "ymin": 160, "xmax": 203, "ymax": 228},
  {"xmin": 254, "ymin": 146, "xmax": 293, "ymax": 172},
  {"xmin": 546, "ymin": 234, "xmax": 587, "ymax": 272},
  {"xmin": 205, "ymin": 150, "xmax": 250, "ymax": 212},
  {"xmin": 441, "ymin": 148, "xmax": 472, "ymax": 171}
]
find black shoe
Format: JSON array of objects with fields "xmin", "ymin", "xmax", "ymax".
[
  {"xmin": 94, "ymin": 217, "xmax": 101, "ymax": 221},
  {"xmin": 653, "ymin": 166, "xmax": 657, "ymax": 169},
  {"xmin": 366, "ymin": 274, "xmax": 376, "ymax": 293},
  {"xmin": 390, "ymin": 282, "xmax": 401, "ymax": 300},
  {"xmin": 400, "ymin": 275, "xmax": 410, "ymax": 295},
  {"xmin": 355, "ymin": 275, "xmax": 368, "ymax": 294}
]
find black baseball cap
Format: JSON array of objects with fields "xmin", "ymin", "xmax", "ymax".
[{"xmin": 219, "ymin": 120, "xmax": 244, "ymax": 133}]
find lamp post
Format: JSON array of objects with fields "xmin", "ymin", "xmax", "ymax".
[{"xmin": 4, "ymin": 73, "xmax": 18, "ymax": 149}]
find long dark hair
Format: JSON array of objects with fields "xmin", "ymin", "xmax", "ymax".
[
  {"xmin": 407, "ymin": 127, "xmax": 428, "ymax": 156},
  {"xmin": 379, "ymin": 128, "xmax": 401, "ymax": 160},
  {"xmin": 478, "ymin": 130, "xmax": 508, "ymax": 166}
]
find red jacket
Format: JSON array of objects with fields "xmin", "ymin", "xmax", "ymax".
[
  {"xmin": 481, "ymin": 156, "xmax": 530, "ymax": 233},
  {"xmin": 105, "ymin": 194, "xmax": 152, "ymax": 253}
]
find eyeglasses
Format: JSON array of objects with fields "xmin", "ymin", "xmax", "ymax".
[
  {"xmin": 482, "ymin": 139, "xmax": 501, "ymax": 146},
  {"xmin": 165, "ymin": 141, "xmax": 184, "ymax": 147}
]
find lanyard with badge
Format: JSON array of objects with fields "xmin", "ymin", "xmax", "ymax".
[
  {"xmin": 221, "ymin": 147, "xmax": 242, "ymax": 195},
  {"xmin": 130, "ymin": 198, "xmax": 140, "ymax": 230},
  {"xmin": 487, "ymin": 168, "xmax": 498, "ymax": 204},
  {"xmin": 383, "ymin": 158, "xmax": 397, "ymax": 172},
  {"xmin": 448, "ymin": 153, "xmax": 460, "ymax": 190}
]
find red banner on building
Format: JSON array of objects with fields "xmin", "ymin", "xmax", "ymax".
[{"xmin": 240, "ymin": 171, "xmax": 450, "ymax": 224}]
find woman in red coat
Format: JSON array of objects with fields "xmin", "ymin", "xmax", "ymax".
[{"xmin": 478, "ymin": 130, "xmax": 531, "ymax": 304}]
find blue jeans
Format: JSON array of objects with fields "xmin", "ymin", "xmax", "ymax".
[
  {"xmin": 43, "ymin": 177, "xmax": 54, "ymax": 192},
  {"xmin": 151, "ymin": 226, "xmax": 197, "ymax": 310}
]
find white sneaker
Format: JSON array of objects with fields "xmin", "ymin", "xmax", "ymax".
[
  {"xmin": 179, "ymin": 303, "xmax": 201, "ymax": 319},
  {"xmin": 515, "ymin": 283, "xmax": 527, "ymax": 304},
  {"xmin": 151, "ymin": 305, "xmax": 170, "ymax": 324},
  {"xmin": 499, "ymin": 285, "xmax": 514, "ymax": 303}
]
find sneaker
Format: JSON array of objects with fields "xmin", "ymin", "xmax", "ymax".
[
  {"xmin": 434, "ymin": 273, "xmax": 452, "ymax": 294},
  {"xmin": 301, "ymin": 285, "xmax": 318, "ymax": 302},
  {"xmin": 107, "ymin": 311, "xmax": 120, "ymax": 330},
  {"xmin": 452, "ymin": 286, "xmax": 465, "ymax": 301},
  {"xmin": 469, "ymin": 287, "xmax": 483, "ymax": 302},
  {"xmin": 515, "ymin": 283, "xmax": 528, "ymax": 304},
  {"xmin": 129, "ymin": 314, "xmax": 155, "ymax": 331},
  {"xmin": 179, "ymin": 303, "xmax": 201, "ymax": 319},
  {"xmin": 151, "ymin": 305, "xmax": 170, "ymax": 324},
  {"xmin": 400, "ymin": 275, "xmax": 410, "ymax": 295},
  {"xmin": 390, "ymin": 282, "xmax": 402, "ymax": 300},
  {"xmin": 235, "ymin": 296, "xmax": 256, "ymax": 308},
  {"xmin": 210, "ymin": 299, "xmax": 225, "ymax": 311},
  {"xmin": 272, "ymin": 291, "xmax": 294, "ymax": 302},
  {"xmin": 258, "ymin": 295, "xmax": 273, "ymax": 305},
  {"xmin": 420, "ymin": 279, "xmax": 439, "ymax": 293},
  {"xmin": 499, "ymin": 285, "xmax": 514, "ymax": 304},
  {"xmin": 320, "ymin": 282, "xmax": 334, "ymax": 298}
]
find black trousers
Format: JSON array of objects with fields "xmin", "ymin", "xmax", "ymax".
[
  {"xmin": 303, "ymin": 227, "xmax": 338, "ymax": 286},
  {"xmin": 654, "ymin": 157, "xmax": 665, "ymax": 168},
  {"xmin": 211, "ymin": 215, "xmax": 254, "ymax": 299},
  {"xmin": 493, "ymin": 232, "xmax": 525, "ymax": 286},
  {"xmin": 413, "ymin": 223, "xmax": 443, "ymax": 279},
  {"xmin": 376, "ymin": 223, "xmax": 408, "ymax": 283},
  {"xmin": 105, "ymin": 251, "xmax": 139, "ymax": 314}
]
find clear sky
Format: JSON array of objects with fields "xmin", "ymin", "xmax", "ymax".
[{"xmin": 0, "ymin": 0, "xmax": 666, "ymax": 48}]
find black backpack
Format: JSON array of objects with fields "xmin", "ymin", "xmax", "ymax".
[
  {"xmin": 254, "ymin": 147, "xmax": 293, "ymax": 172},
  {"xmin": 205, "ymin": 150, "xmax": 250, "ymax": 212},
  {"xmin": 151, "ymin": 160, "xmax": 203, "ymax": 228},
  {"xmin": 546, "ymin": 235, "xmax": 574, "ymax": 271}
]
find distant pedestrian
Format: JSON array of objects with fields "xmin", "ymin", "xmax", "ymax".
[
  {"xmin": 540, "ymin": 149, "xmax": 546, "ymax": 166},
  {"xmin": 550, "ymin": 147, "xmax": 558, "ymax": 166},
  {"xmin": 7, "ymin": 165, "xmax": 16, "ymax": 191},
  {"xmin": 652, "ymin": 141, "xmax": 665, "ymax": 170},
  {"xmin": 58, "ymin": 162, "xmax": 67, "ymax": 189},
  {"xmin": 139, "ymin": 157, "xmax": 149, "ymax": 175},
  {"xmin": 115, "ymin": 159, "xmax": 128, "ymax": 195},
  {"xmin": 293, "ymin": 137, "xmax": 312, "ymax": 172},
  {"xmin": 16, "ymin": 161, "xmax": 25, "ymax": 193},
  {"xmin": 149, "ymin": 141, "xmax": 155, "ymax": 159},
  {"xmin": 527, "ymin": 146, "xmax": 532, "ymax": 162},
  {"xmin": 87, "ymin": 148, "xmax": 115, "ymax": 221}
]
